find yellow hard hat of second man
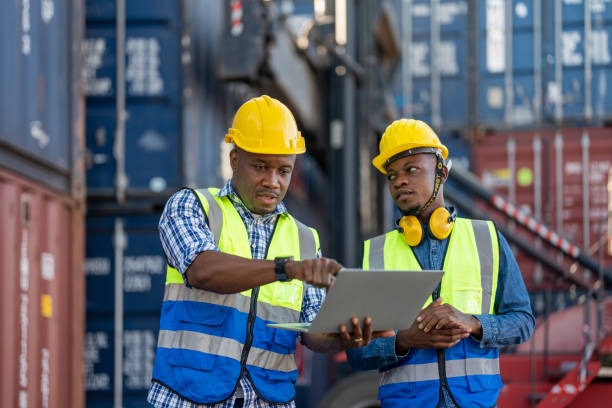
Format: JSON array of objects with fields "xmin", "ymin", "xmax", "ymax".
[
  {"xmin": 225, "ymin": 95, "xmax": 306, "ymax": 155},
  {"xmin": 372, "ymin": 118, "xmax": 449, "ymax": 174}
]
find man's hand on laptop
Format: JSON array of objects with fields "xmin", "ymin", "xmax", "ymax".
[
  {"xmin": 285, "ymin": 258, "xmax": 343, "ymax": 288},
  {"xmin": 334, "ymin": 317, "xmax": 395, "ymax": 349}
]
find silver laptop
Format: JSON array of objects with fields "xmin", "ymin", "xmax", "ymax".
[{"xmin": 267, "ymin": 269, "xmax": 443, "ymax": 333}]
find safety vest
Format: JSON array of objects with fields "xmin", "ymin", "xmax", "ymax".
[
  {"xmin": 152, "ymin": 188, "xmax": 320, "ymax": 404},
  {"xmin": 363, "ymin": 218, "xmax": 502, "ymax": 408}
]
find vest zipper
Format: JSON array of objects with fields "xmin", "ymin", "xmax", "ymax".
[
  {"xmin": 433, "ymin": 258, "xmax": 461, "ymax": 408},
  {"xmin": 239, "ymin": 287, "xmax": 260, "ymax": 371},
  {"xmin": 237, "ymin": 216, "xmax": 281, "ymax": 397}
]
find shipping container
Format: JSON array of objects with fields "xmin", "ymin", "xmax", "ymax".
[
  {"xmin": 84, "ymin": 0, "xmax": 234, "ymax": 201},
  {"xmin": 85, "ymin": 315, "xmax": 160, "ymax": 408},
  {"xmin": 0, "ymin": 0, "xmax": 84, "ymax": 194},
  {"xmin": 82, "ymin": 1, "xmax": 258, "ymax": 407},
  {"xmin": 398, "ymin": 0, "xmax": 470, "ymax": 130},
  {"xmin": 83, "ymin": 211, "xmax": 165, "ymax": 407},
  {"xmin": 0, "ymin": 168, "xmax": 85, "ymax": 408},
  {"xmin": 543, "ymin": 0, "xmax": 612, "ymax": 123},
  {"xmin": 473, "ymin": 128, "xmax": 612, "ymax": 291},
  {"xmin": 85, "ymin": 214, "xmax": 166, "ymax": 315},
  {"xmin": 394, "ymin": 0, "xmax": 612, "ymax": 131},
  {"xmin": 477, "ymin": 0, "xmax": 542, "ymax": 127}
]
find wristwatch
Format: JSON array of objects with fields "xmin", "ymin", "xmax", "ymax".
[{"xmin": 274, "ymin": 256, "xmax": 293, "ymax": 282}]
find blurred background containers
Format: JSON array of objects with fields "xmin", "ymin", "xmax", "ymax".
[
  {"xmin": 1, "ymin": 0, "xmax": 611, "ymax": 407},
  {"xmin": 0, "ymin": 170, "xmax": 85, "ymax": 408},
  {"xmin": 82, "ymin": 1, "xmax": 231, "ymax": 406},
  {"xmin": 477, "ymin": 0, "xmax": 542, "ymax": 127},
  {"xmin": 398, "ymin": 0, "xmax": 470, "ymax": 130},
  {"xmin": 0, "ymin": 0, "xmax": 85, "ymax": 407},
  {"xmin": 472, "ymin": 128, "xmax": 612, "ymax": 315}
]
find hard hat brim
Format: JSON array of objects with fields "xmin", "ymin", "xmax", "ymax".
[
  {"xmin": 372, "ymin": 142, "xmax": 449, "ymax": 174},
  {"xmin": 225, "ymin": 130, "xmax": 306, "ymax": 155}
]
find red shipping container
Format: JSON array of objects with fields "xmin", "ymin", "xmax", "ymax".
[
  {"xmin": 0, "ymin": 169, "xmax": 85, "ymax": 408},
  {"xmin": 473, "ymin": 128, "xmax": 612, "ymax": 292}
]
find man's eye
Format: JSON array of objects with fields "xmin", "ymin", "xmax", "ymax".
[
  {"xmin": 280, "ymin": 169, "xmax": 290, "ymax": 175},
  {"xmin": 387, "ymin": 174, "xmax": 396, "ymax": 181}
]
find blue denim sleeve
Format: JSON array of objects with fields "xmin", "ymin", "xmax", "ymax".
[
  {"xmin": 346, "ymin": 335, "xmax": 407, "ymax": 371},
  {"xmin": 473, "ymin": 232, "xmax": 535, "ymax": 348}
]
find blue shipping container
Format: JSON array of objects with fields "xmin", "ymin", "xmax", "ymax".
[
  {"xmin": 543, "ymin": 0, "xmax": 612, "ymax": 122},
  {"xmin": 477, "ymin": 0, "xmax": 540, "ymax": 127},
  {"xmin": 83, "ymin": 27, "xmax": 181, "ymax": 104},
  {"xmin": 84, "ymin": 315, "xmax": 160, "ymax": 408},
  {"xmin": 86, "ymin": 0, "xmax": 182, "ymax": 23},
  {"xmin": 0, "ymin": 0, "xmax": 82, "ymax": 192},
  {"xmin": 86, "ymin": 103, "xmax": 181, "ymax": 193},
  {"xmin": 84, "ymin": 0, "xmax": 233, "ymax": 196},
  {"xmin": 85, "ymin": 213, "xmax": 166, "ymax": 314},
  {"xmin": 399, "ymin": 0, "xmax": 469, "ymax": 129}
]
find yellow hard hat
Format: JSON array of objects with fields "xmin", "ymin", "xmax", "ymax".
[
  {"xmin": 372, "ymin": 119, "xmax": 449, "ymax": 174},
  {"xmin": 225, "ymin": 95, "xmax": 306, "ymax": 155}
]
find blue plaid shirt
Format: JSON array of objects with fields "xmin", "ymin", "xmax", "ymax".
[{"xmin": 148, "ymin": 179, "xmax": 325, "ymax": 408}]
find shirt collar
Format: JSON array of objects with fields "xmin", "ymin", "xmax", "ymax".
[{"xmin": 217, "ymin": 179, "xmax": 288, "ymax": 217}]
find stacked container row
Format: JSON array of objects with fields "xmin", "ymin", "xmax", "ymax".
[
  {"xmin": 0, "ymin": 0, "xmax": 86, "ymax": 407},
  {"xmin": 82, "ymin": 1, "xmax": 240, "ymax": 406},
  {"xmin": 397, "ymin": 0, "xmax": 612, "ymax": 130}
]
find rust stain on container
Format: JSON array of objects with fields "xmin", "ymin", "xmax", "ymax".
[{"xmin": 0, "ymin": 168, "xmax": 85, "ymax": 408}]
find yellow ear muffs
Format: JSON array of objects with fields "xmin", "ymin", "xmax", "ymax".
[
  {"xmin": 429, "ymin": 207, "xmax": 455, "ymax": 240},
  {"xmin": 399, "ymin": 215, "xmax": 423, "ymax": 246},
  {"xmin": 399, "ymin": 207, "xmax": 456, "ymax": 246}
]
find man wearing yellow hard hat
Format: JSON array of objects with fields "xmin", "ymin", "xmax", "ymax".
[
  {"xmin": 346, "ymin": 119, "xmax": 534, "ymax": 407},
  {"xmin": 147, "ymin": 96, "xmax": 376, "ymax": 408}
]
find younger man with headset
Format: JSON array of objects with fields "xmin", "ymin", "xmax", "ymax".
[{"xmin": 345, "ymin": 119, "xmax": 535, "ymax": 407}]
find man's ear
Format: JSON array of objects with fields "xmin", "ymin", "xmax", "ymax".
[
  {"xmin": 229, "ymin": 148, "xmax": 238, "ymax": 172},
  {"xmin": 440, "ymin": 165, "xmax": 449, "ymax": 184}
]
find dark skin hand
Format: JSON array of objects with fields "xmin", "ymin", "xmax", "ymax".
[
  {"xmin": 304, "ymin": 317, "xmax": 396, "ymax": 353},
  {"xmin": 417, "ymin": 297, "xmax": 483, "ymax": 339},
  {"xmin": 395, "ymin": 299, "xmax": 475, "ymax": 354},
  {"xmin": 186, "ymin": 251, "xmax": 341, "ymax": 293}
]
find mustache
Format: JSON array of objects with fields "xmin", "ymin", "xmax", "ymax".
[{"xmin": 255, "ymin": 189, "xmax": 280, "ymax": 198}]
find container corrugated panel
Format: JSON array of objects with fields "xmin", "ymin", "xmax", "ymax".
[
  {"xmin": 477, "ymin": 0, "xmax": 540, "ymax": 127},
  {"xmin": 85, "ymin": 0, "xmax": 230, "ymax": 198},
  {"xmin": 400, "ymin": 0, "xmax": 469, "ymax": 129},
  {"xmin": 473, "ymin": 128, "xmax": 612, "ymax": 291},
  {"xmin": 84, "ymin": 1, "xmax": 183, "ymax": 196},
  {"xmin": 85, "ymin": 214, "xmax": 165, "ymax": 315},
  {"xmin": 544, "ymin": 0, "xmax": 612, "ymax": 122},
  {"xmin": 84, "ymin": 213, "xmax": 165, "ymax": 407},
  {"xmin": 0, "ymin": 168, "xmax": 85, "ymax": 408},
  {"xmin": 86, "ymin": 104, "xmax": 181, "ymax": 195},
  {"xmin": 0, "ymin": 0, "xmax": 83, "ymax": 193},
  {"xmin": 85, "ymin": 315, "xmax": 160, "ymax": 408}
]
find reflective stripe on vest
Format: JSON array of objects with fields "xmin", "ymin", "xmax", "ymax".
[
  {"xmin": 365, "ymin": 218, "xmax": 499, "ymax": 315},
  {"xmin": 379, "ymin": 357, "xmax": 500, "ymax": 385},
  {"xmin": 362, "ymin": 218, "xmax": 502, "ymax": 406},
  {"xmin": 163, "ymin": 283, "xmax": 301, "ymax": 323},
  {"xmin": 157, "ymin": 330, "xmax": 297, "ymax": 372},
  {"xmin": 197, "ymin": 188, "xmax": 223, "ymax": 243},
  {"xmin": 153, "ymin": 187, "xmax": 320, "ymax": 404}
]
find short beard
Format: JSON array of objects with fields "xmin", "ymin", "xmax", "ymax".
[{"xmin": 400, "ymin": 204, "xmax": 421, "ymax": 217}]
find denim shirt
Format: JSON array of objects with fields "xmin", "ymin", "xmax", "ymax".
[{"xmin": 346, "ymin": 220, "xmax": 535, "ymax": 407}]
